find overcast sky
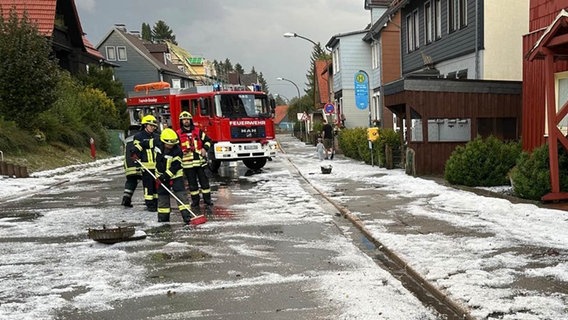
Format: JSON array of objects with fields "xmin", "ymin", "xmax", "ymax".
[{"xmin": 75, "ymin": 0, "xmax": 369, "ymax": 100}]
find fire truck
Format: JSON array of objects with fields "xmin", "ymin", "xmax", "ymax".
[{"xmin": 126, "ymin": 82, "xmax": 278, "ymax": 171}]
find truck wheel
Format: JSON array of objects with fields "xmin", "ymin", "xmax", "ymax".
[{"xmin": 243, "ymin": 158, "xmax": 267, "ymax": 170}]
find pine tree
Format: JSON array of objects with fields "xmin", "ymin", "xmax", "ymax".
[
  {"xmin": 152, "ymin": 20, "xmax": 177, "ymax": 44},
  {"xmin": 141, "ymin": 22, "xmax": 152, "ymax": 42},
  {"xmin": 234, "ymin": 63, "xmax": 244, "ymax": 74}
]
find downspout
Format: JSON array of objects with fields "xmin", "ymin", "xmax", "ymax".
[{"xmin": 475, "ymin": 0, "xmax": 480, "ymax": 79}]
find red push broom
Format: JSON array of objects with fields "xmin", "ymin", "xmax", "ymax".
[{"xmin": 137, "ymin": 160, "xmax": 207, "ymax": 225}]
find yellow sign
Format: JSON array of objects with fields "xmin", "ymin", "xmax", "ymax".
[{"xmin": 367, "ymin": 127, "xmax": 379, "ymax": 141}]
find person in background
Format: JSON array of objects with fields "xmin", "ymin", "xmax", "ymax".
[
  {"xmin": 154, "ymin": 128, "xmax": 194, "ymax": 223},
  {"xmin": 121, "ymin": 136, "xmax": 141, "ymax": 207},
  {"xmin": 176, "ymin": 111, "xmax": 213, "ymax": 207},
  {"xmin": 322, "ymin": 119, "xmax": 334, "ymax": 160},
  {"xmin": 130, "ymin": 115, "xmax": 160, "ymax": 212},
  {"xmin": 316, "ymin": 137, "xmax": 325, "ymax": 161}
]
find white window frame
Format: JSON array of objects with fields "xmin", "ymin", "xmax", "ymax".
[
  {"xmin": 117, "ymin": 46, "xmax": 127, "ymax": 61},
  {"xmin": 105, "ymin": 46, "xmax": 116, "ymax": 61},
  {"xmin": 434, "ymin": 0, "xmax": 442, "ymax": 39},
  {"xmin": 333, "ymin": 48, "xmax": 340, "ymax": 74},
  {"xmin": 371, "ymin": 41, "xmax": 380, "ymax": 69},
  {"xmin": 406, "ymin": 10, "xmax": 419, "ymax": 52},
  {"xmin": 425, "ymin": 1, "xmax": 433, "ymax": 44},
  {"xmin": 449, "ymin": 0, "xmax": 467, "ymax": 33}
]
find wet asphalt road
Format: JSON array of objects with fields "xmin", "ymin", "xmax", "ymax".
[{"xmin": 0, "ymin": 148, "xmax": 439, "ymax": 319}]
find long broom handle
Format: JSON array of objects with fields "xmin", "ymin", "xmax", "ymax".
[{"xmin": 136, "ymin": 160, "xmax": 196, "ymax": 216}]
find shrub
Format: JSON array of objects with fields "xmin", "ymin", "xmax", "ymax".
[
  {"xmin": 0, "ymin": 117, "xmax": 36, "ymax": 153},
  {"xmin": 376, "ymin": 128, "xmax": 402, "ymax": 167},
  {"xmin": 444, "ymin": 136, "xmax": 521, "ymax": 187},
  {"xmin": 509, "ymin": 144, "xmax": 568, "ymax": 200}
]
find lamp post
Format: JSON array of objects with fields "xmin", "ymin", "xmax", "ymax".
[
  {"xmin": 276, "ymin": 77, "xmax": 300, "ymax": 100},
  {"xmin": 277, "ymin": 77, "xmax": 305, "ymax": 141},
  {"xmin": 283, "ymin": 32, "xmax": 329, "ymax": 53}
]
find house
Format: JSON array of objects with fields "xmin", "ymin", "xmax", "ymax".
[
  {"xmin": 325, "ymin": 1, "xmax": 393, "ymax": 129},
  {"xmin": 314, "ymin": 60, "xmax": 331, "ymax": 120},
  {"xmin": 165, "ymin": 41, "xmax": 217, "ymax": 85},
  {"xmin": 326, "ymin": 29, "xmax": 373, "ymax": 128},
  {"xmin": 362, "ymin": 0, "xmax": 399, "ymax": 130},
  {"xmin": 274, "ymin": 105, "xmax": 291, "ymax": 131},
  {"xmin": 524, "ymin": 0, "xmax": 568, "ymax": 201},
  {"xmin": 381, "ymin": 0, "xmax": 528, "ymax": 175},
  {"xmin": 227, "ymin": 72, "xmax": 260, "ymax": 91},
  {"xmin": 0, "ymin": 0, "xmax": 104, "ymax": 75},
  {"xmin": 96, "ymin": 24, "xmax": 194, "ymax": 94}
]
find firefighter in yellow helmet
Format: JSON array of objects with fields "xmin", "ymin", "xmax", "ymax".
[
  {"xmin": 176, "ymin": 111, "xmax": 213, "ymax": 207},
  {"xmin": 130, "ymin": 114, "xmax": 159, "ymax": 211},
  {"xmin": 154, "ymin": 128, "xmax": 193, "ymax": 223}
]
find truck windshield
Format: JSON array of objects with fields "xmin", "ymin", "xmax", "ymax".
[{"xmin": 215, "ymin": 94, "xmax": 270, "ymax": 118}]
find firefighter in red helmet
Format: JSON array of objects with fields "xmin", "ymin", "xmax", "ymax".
[{"xmin": 176, "ymin": 111, "xmax": 213, "ymax": 207}]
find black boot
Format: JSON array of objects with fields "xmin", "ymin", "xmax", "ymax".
[
  {"xmin": 121, "ymin": 196, "xmax": 132, "ymax": 208},
  {"xmin": 181, "ymin": 209, "xmax": 192, "ymax": 224},
  {"xmin": 203, "ymin": 193, "xmax": 213, "ymax": 206},
  {"xmin": 190, "ymin": 195, "xmax": 200, "ymax": 207},
  {"xmin": 146, "ymin": 199, "xmax": 158, "ymax": 212},
  {"xmin": 158, "ymin": 213, "xmax": 170, "ymax": 222}
]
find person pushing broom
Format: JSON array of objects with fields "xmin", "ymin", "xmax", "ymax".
[{"xmin": 133, "ymin": 128, "xmax": 206, "ymax": 225}]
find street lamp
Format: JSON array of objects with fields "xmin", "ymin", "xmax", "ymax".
[
  {"xmin": 277, "ymin": 77, "xmax": 306, "ymax": 141},
  {"xmin": 276, "ymin": 77, "xmax": 301, "ymax": 100},
  {"xmin": 283, "ymin": 32, "xmax": 318, "ymax": 47},
  {"xmin": 283, "ymin": 32, "xmax": 330, "ymax": 53}
]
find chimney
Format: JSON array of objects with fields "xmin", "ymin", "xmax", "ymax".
[{"xmin": 114, "ymin": 24, "xmax": 127, "ymax": 32}]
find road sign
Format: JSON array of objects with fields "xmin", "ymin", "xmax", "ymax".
[
  {"xmin": 354, "ymin": 71, "xmax": 369, "ymax": 110},
  {"xmin": 324, "ymin": 103, "xmax": 335, "ymax": 114}
]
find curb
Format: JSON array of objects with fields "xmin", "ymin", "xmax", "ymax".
[{"xmin": 279, "ymin": 138, "xmax": 475, "ymax": 319}]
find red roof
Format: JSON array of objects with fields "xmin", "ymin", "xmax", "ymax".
[
  {"xmin": 274, "ymin": 105, "xmax": 289, "ymax": 125},
  {"xmin": 315, "ymin": 60, "xmax": 331, "ymax": 106},
  {"xmin": 0, "ymin": 0, "xmax": 103, "ymax": 61},
  {"xmin": 0, "ymin": 0, "xmax": 57, "ymax": 36},
  {"xmin": 83, "ymin": 35, "xmax": 104, "ymax": 60}
]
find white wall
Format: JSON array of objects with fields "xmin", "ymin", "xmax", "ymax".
[{"xmin": 483, "ymin": 0, "xmax": 529, "ymax": 80}]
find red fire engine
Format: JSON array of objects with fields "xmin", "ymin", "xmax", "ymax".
[{"xmin": 126, "ymin": 82, "xmax": 278, "ymax": 171}]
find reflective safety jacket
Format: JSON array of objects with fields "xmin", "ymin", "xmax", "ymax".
[
  {"xmin": 124, "ymin": 138, "xmax": 141, "ymax": 177},
  {"xmin": 131, "ymin": 129, "xmax": 159, "ymax": 169},
  {"xmin": 155, "ymin": 143, "xmax": 184, "ymax": 180},
  {"xmin": 176, "ymin": 126, "xmax": 211, "ymax": 168}
]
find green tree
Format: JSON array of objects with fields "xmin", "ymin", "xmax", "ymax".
[
  {"xmin": 0, "ymin": 8, "xmax": 60, "ymax": 130},
  {"xmin": 77, "ymin": 66, "xmax": 127, "ymax": 129},
  {"xmin": 141, "ymin": 22, "xmax": 152, "ymax": 42},
  {"xmin": 258, "ymin": 72, "xmax": 268, "ymax": 93},
  {"xmin": 152, "ymin": 20, "xmax": 177, "ymax": 44},
  {"xmin": 305, "ymin": 45, "xmax": 330, "ymax": 113},
  {"xmin": 234, "ymin": 63, "xmax": 244, "ymax": 74}
]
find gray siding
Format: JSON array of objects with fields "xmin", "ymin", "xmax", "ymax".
[
  {"xmin": 100, "ymin": 32, "xmax": 160, "ymax": 92},
  {"xmin": 338, "ymin": 34, "xmax": 372, "ymax": 90},
  {"xmin": 401, "ymin": 0, "xmax": 482, "ymax": 74}
]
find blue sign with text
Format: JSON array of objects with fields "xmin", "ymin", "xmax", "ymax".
[{"xmin": 354, "ymin": 71, "xmax": 369, "ymax": 110}]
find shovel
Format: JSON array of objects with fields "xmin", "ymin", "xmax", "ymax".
[{"xmin": 136, "ymin": 160, "xmax": 207, "ymax": 225}]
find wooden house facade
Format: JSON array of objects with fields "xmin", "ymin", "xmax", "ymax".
[
  {"xmin": 0, "ymin": 0, "xmax": 104, "ymax": 75},
  {"xmin": 524, "ymin": 0, "xmax": 568, "ymax": 201},
  {"xmin": 382, "ymin": 0, "xmax": 526, "ymax": 176}
]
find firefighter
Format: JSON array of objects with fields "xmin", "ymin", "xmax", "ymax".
[
  {"xmin": 121, "ymin": 136, "xmax": 141, "ymax": 207},
  {"xmin": 155, "ymin": 128, "xmax": 193, "ymax": 223},
  {"xmin": 130, "ymin": 115, "xmax": 159, "ymax": 211},
  {"xmin": 176, "ymin": 111, "xmax": 213, "ymax": 207}
]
